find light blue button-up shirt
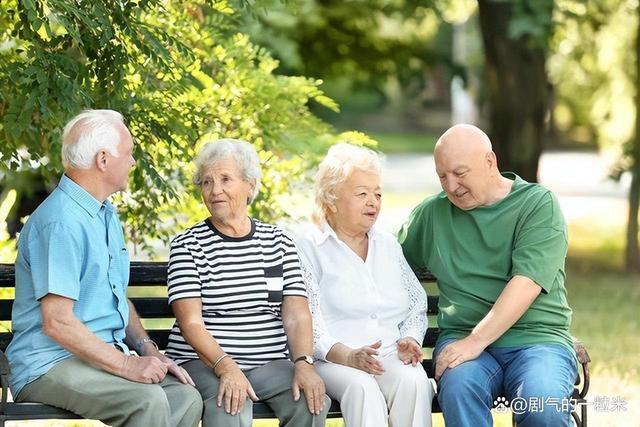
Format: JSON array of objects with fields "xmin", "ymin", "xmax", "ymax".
[{"xmin": 7, "ymin": 175, "xmax": 130, "ymax": 397}]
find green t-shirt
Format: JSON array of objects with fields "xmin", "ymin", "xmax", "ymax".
[{"xmin": 398, "ymin": 173, "xmax": 573, "ymax": 354}]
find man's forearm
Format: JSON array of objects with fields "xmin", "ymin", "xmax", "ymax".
[
  {"xmin": 469, "ymin": 275, "xmax": 542, "ymax": 347},
  {"xmin": 42, "ymin": 297, "xmax": 127, "ymax": 375}
]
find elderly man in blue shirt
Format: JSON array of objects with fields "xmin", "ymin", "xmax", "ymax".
[{"xmin": 6, "ymin": 109, "xmax": 203, "ymax": 427}]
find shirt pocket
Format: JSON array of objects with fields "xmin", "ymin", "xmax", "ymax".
[
  {"xmin": 264, "ymin": 264, "xmax": 283, "ymax": 304},
  {"xmin": 108, "ymin": 246, "xmax": 130, "ymax": 290}
]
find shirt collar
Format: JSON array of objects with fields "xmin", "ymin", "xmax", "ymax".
[
  {"xmin": 57, "ymin": 174, "xmax": 111, "ymax": 217},
  {"xmin": 313, "ymin": 221, "xmax": 381, "ymax": 245}
]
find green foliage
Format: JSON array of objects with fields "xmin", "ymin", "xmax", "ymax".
[
  {"xmin": 506, "ymin": 0, "xmax": 554, "ymax": 47},
  {"xmin": 548, "ymin": 0, "xmax": 636, "ymax": 149},
  {"xmin": 240, "ymin": 0, "xmax": 462, "ymax": 106},
  {"xmin": 0, "ymin": 190, "xmax": 17, "ymax": 263},
  {"xmin": 0, "ymin": 0, "xmax": 347, "ymax": 254}
]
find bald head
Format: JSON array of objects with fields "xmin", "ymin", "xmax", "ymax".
[
  {"xmin": 434, "ymin": 124, "xmax": 492, "ymax": 159},
  {"xmin": 433, "ymin": 124, "xmax": 508, "ymax": 210}
]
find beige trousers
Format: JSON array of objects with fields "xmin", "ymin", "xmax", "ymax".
[
  {"xmin": 315, "ymin": 351, "xmax": 434, "ymax": 427},
  {"xmin": 17, "ymin": 356, "xmax": 203, "ymax": 427}
]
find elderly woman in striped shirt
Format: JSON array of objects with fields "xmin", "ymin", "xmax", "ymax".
[
  {"xmin": 296, "ymin": 143, "xmax": 434, "ymax": 427},
  {"xmin": 164, "ymin": 139, "xmax": 329, "ymax": 427}
]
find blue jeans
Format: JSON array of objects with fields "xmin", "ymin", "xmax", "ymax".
[{"xmin": 434, "ymin": 339, "xmax": 577, "ymax": 427}]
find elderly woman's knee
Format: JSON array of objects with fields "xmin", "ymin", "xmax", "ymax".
[
  {"xmin": 342, "ymin": 373, "xmax": 383, "ymax": 400},
  {"xmin": 201, "ymin": 394, "xmax": 252, "ymax": 427}
]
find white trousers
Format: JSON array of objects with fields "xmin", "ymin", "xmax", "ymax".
[{"xmin": 315, "ymin": 351, "xmax": 434, "ymax": 427}]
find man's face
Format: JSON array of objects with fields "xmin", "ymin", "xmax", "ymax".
[
  {"xmin": 105, "ymin": 124, "xmax": 136, "ymax": 192},
  {"xmin": 434, "ymin": 147, "xmax": 492, "ymax": 211}
]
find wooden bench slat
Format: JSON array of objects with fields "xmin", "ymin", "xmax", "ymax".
[
  {"xmin": 130, "ymin": 298, "xmax": 173, "ymax": 318},
  {"xmin": 0, "ymin": 265, "xmax": 14, "ymax": 288},
  {"xmin": 0, "ymin": 302, "xmax": 10, "ymax": 322},
  {"xmin": 0, "ymin": 403, "xmax": 81, "ymax": 420},
  {"xmin": 0, "ymin": 262, "xmax": 590, "ymax": 427}
]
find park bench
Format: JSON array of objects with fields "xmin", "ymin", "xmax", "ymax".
[{"xmin": 0, "ymin": 261, "xmax": 590, "ymax": 426}]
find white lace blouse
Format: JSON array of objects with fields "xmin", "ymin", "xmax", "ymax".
[{"xmin": 296, "ymin": 222, "xmax": 428, "ymax": 361}]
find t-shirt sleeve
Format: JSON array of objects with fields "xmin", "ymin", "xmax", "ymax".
[
  {"xmin": 281, "ymin": 233, "xmax": 307, "ymax": 298},
  {"xmin": 398, "ymin": 200, "xmax": 433, "ymax": 272},
  {"xmin": 28, "ymin": 222, "xmax": 82, "ymax": 301},
  {"xmin": 167, "ymin": 239, "xmax": 202, "ymax": 304},
  {"xmin": 511, "ymin": 192, "xmax": 568, "ymax": 293}
]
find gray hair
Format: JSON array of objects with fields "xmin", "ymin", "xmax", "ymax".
[
  {"xmin": 313, "ymin": 143, "xmax": 382, "ymax": 223},
  {"xmin": 61, "ymin": 109, "xmax": 125, "ymax": 170},
  {"xmin": 193, "ymin": 138, "xmax": 262, "ymax": 203}
]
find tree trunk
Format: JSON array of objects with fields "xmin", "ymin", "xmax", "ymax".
[
  {"xmin": 626, "ymin": 3, "xmax": 640, "ymax": 273},
  {"xmin": 477, "ymin": 0, "xmax": 552, "ymax": 182}
]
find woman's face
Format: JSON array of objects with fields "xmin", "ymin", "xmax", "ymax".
[
  {"xmin": 330, "ymin": 169, "xmax": 382, "ymax": 234},
  {"xmin": 200, "ymin": 157, "xmax": 254, "ymax": 224}
]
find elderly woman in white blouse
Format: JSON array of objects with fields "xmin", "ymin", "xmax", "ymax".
[{"xmin": 296, "ymin": 143, "xmax": 433, "ymax": 427}]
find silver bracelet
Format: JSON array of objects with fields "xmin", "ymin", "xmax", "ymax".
[
  {"xmin": 134, "ymin": 337, "xmax": 159, "ymax": 354},
  {"xmin": 212, "ymin": 353, "xmax": 229, "ymax": 371}
]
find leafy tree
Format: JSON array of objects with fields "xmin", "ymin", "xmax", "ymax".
[
  {"xmin": 477, "ymin": 0, "xmax": 554, "ymax": 182},
  {"xmin": 0, "ymin": 0, "xmax": 365, "ymax": 256},
  {"xmin": 238, "ymin": 0, "xmax": 478, "ymax": 113},
  {"xmin": 547, "ymin": 0, "xmax": 639, "ymax": 272},
  {"xmin": 244, "ymin": 0, "xmax": 446, "ymax": 85}
]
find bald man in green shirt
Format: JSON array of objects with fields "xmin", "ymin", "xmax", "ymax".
[{"xmin": 399, "ymin": 124, "xmax": 577, "ymax": 427}]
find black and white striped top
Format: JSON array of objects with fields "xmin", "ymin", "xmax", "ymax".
[{"xmin": 164, "ymin": 218, "xmax": 307, "ymax": 369}]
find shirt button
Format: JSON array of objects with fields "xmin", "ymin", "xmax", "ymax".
[{"xmin": 370, "ymin": 314, "xmax": 377, "ymax": 320}]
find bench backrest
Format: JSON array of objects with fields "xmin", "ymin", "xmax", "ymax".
[{"xmin": 0, "ymin": 262, "xmax": 440, "ymax": 375}]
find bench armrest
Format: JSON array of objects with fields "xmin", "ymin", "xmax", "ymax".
[{"xmin": 572, "ymin": 337, "xmax": 590, "ymax": 399}]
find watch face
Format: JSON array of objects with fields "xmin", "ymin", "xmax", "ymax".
[{"xmin": 296, "ymin": 355, "xmax": 314, "ymax": 365}]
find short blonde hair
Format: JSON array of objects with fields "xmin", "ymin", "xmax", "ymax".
[
  {"xmin": 192, "ymin": 139, "xmax": 262, "ymax": 204},
  {"xmin": 313, "ymin": 143, "xmax": 382, "ymax": 224}
]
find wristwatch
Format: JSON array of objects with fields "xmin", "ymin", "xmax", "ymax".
[{"xmin": 294, "ymin": 355, "xmax": 314, "ymax": 365}]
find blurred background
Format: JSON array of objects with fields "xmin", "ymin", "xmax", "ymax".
[{"xmin": 1, "ymin": 0, "xmax": 638, "ymax": 425}]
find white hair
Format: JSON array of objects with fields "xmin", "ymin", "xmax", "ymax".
[
  {"xmin": 193, "ymin": 138, "xmax": 262, "ymax": 204},
  {"xmin": 313, "ymin": 143, "xmax": 382, "ymax": 224},
  {"xmin": 61, "ymin": 109, "xmax": 125, "ymax": 170}
]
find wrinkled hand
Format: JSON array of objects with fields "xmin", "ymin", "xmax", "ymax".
[
  {"xmin": 215, "ymin": 357, "xmax": 258, "ymax": 415},
  {"xmin": 347, "ymin": 340, "xmax": 385, "ymax": 375},
  {"xmin": 120, "ymin": 355, "xmax": 168, "ymax": 384},
  {"xmin": 434, "ymin": 336, "xmax": 486, "ymax": 380},
  {"xmin": 397, "ymin": 337, "xmax": 423, "ymax": 366},
  {"xmin": 292, "ymin": 363, "xmax": 326, "ymax": 415},
  {"xmin": 161, "ymin": 356, "xmax": 196, "ymax": 386}
]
